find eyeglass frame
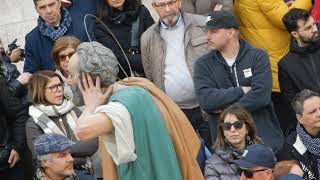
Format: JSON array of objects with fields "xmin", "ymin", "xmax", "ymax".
[
  {"xmin": 46, "ymin": 82, "xmax": 64, "ymax": 92},
  {"xmin": 152, "ymin": 0, "xmax": 178, "ymax": 8},
  {"xmin": 237, "ymin": 167, "xmax": 269, "ymax": 178},
  {"xmin": 58, "ymin": 52, "xmax": 75, "ymax": 63},
  {"xmin": 220, "ymin": 120, "xmax": 245, "ymax": 131}
]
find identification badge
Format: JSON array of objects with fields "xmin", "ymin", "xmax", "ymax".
[{"xmin": 243, "ymin": 68, "xmax": 252, "ymax": 78}]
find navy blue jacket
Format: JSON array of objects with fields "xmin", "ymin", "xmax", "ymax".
[
  {"xmin": 193, "ymin": 40, "xmax": 283, "ymax": 152},
  {"xmin": 24, "ymin": 3, "xmax": 94, "ymax": 73}
]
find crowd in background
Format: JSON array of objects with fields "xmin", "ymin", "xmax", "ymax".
[{"xmin": 0, "ymin": 0, "xmax": 320, "ymax": 179}]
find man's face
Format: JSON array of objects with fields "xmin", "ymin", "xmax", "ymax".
[
  {"xmin": 152, "ymin": 0, "xmax": 181, "ymax": 27},
  {"xmin": 298, "ymin": 96, "xmax": 320, "ymax": 132},
  {"xmin": 36, "ymin": 0, "xmax": 62, "ymax": 27},
  {"xmin": 207, "ymin": 28, "xmax": 230, "ymax": 50},
  {"xmin": 43, "ymin": 149, "xmax": 74, "ymax": 178},
  {"xmin": 239, "ymin": 166, "xmax": 273, "ymax": 180},
  {"xmin": 294, "ymin": 16, "xmax": 319, "ymax": 45}
]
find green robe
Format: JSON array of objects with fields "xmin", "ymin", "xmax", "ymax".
[{"xmin": 110, "ymin": 86, "xmax": 182, "ymax": 180}]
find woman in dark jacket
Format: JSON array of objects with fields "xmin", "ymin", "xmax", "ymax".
[
  {"xmin": 26, "ymin": 70, "xmax": 98, "ymax": 179},
  {"xmin": 205, "ymin": 104, "xmax": 262, "ymax": 180},
  {"xmin": 95, "ymin": 0, "xmax": 154, "ymax": 78}
]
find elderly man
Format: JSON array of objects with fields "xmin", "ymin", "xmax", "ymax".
[
  {"xmin": 233, "ymin": 144, "xmax": 304, "ymax": 180},
  {"xmin": 278, "ymin": 89, "xmax": 320, "ymax": 180},
  {"xmin": 67, "ymin": 41, "xmax": 204, "ymax": 180},
  {"xmin": 141, "ymin": 0, "xmax": 211, "ymax": 147},
  {"xmin": 23, "ymin": 0, "xmax": 93, "ymax": 73},
  {"xmin": 193, "ymin": 11, "xmax": 283, "ymax": 152}
]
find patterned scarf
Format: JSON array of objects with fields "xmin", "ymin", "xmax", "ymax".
[
  {"xmin": 38, "ymin": 7, "xmax": 72, "ymax": 41},
  {"xmin": 28, "ymin": 100, "xmax": 79, "ymax": 138},
  {"xmin": 296, "ymin": 123, "xmax": 320, "ymax": 177}
]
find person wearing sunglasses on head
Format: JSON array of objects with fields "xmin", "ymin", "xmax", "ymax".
[
  {"xmin": 26, "ymin": 70, "xmax": 98, "ymax": 179},
  {"xmin": 51, "ymin": 36, "xmax": 80, "ymax": 103},
  {"xmin": 205, "ymin": 104, "xmax": 262, "ymax": 180}
]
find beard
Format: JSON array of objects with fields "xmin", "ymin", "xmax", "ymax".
[
  {"xmin": 300, "ymin": 33, "xmax": 320, "ymax": 44},
  {"xmin": 71, "ymin": 85, "xmax": 84, "ymax": 107},
  {"xmin": 161, "ymin": 13, "xmax": 180, "ymax": 28}
]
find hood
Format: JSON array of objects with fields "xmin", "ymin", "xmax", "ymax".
[
  {"xmin": 290, "ymin": 37, "xmax": 320, "ymax": 54},
  {"xmin": 212, "ymin": 39, "xmax": 252, "ymax": 66}
]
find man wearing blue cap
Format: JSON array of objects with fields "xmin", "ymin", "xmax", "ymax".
[
  {"xmin": 33, "ymin": 133, "xmax": 75, "ymax": 180},
  {"xmin": 193, "ymin": 10, "xmax": 284, "ymax": 152},
  {"xmin": 233, "ymin": 144, "xmax": 304, "ymax": 180}
]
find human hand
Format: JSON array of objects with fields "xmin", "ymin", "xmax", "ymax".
[
  {"xmin": 9, "ymin": 49, "xmax": 22, "ymax": 63},
  {"xmin": 289, "ymin": 164, "xmax": 304, "ymax": 177},
  {"xmin": 78, "ymin": 73, "xmax": 113, "ymax": 111},
  {"xmin": 17, "ymin": 72, "xmax": 32, "ymax": 85},
  {"xmin": 213, "ymin": 4, "xmax": 223, "ymax": 11},
  {"xmin": 8, "ymin": 149, "xmax": 20, "ymax": 168},
  {"xmin": 242, "ymin": 86, "xmax": 252, "ymax": 94}
]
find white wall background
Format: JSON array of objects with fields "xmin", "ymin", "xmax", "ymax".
[{"xmin": 0, "ymin": 0, "xmax": 157, "ymax": 72}]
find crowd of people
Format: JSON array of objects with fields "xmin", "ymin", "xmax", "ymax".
[{"xmin": 0, "ymin": 0, "xmax": 320, "ymax": 179}]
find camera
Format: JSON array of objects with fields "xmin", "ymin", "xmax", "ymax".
[{"xmin": 8, "ymin": 38, "xmax": 25, "ymax": 58}]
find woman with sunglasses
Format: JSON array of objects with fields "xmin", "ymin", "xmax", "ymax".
[
  {"xmin": 26, "ymin": 70, "xmax": 98, "ymax": 179},
  {"xmin": 95, "ymin": 0, "xmax": 154, "ymax": 78},
  {"xmin": 205, "ymin": 104, "xmax": 262, "ymax": 180},
  {"xmin": 51, "ymin": 36, "xmax": 80, "ymax": 102}
]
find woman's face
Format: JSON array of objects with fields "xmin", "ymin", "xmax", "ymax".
[
  {"xmin": 44, "ymin": 76, "xmax": 64, "ymax": 105},
  {"xmin": 58, "ymin": 47, "xmax": 76, "ymax": 76},
  {"xmin": 106, "ymin": 0, "xmax": 125, "ymax": 9},
  {"xmin": 222, "ymin": 113, "xmax": 248, "ymax": 149}
]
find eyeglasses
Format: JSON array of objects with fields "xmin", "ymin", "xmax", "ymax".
[
  {"xmin": 59, "ymin": 52, "xmax": 75, "ymax": 63},
  {"xmin": 237, "ymin": 167, "xmax": 269, "ymax": 178},
  {"xmin": 220, "ymin": 121, "xmax": 244, "ymax": 131},
  {"xmin": 152, "ymin": 0, "xmax": 177, "ymax": 8},
  {"xmin": 46, "ymin": 83, "xmax": 64, "ymax": 92}
]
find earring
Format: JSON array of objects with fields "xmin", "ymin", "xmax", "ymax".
[{"xmin": 246, "ymin": 135, "xmax": 253, "ymax": 145}]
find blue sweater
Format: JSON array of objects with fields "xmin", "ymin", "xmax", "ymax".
[{"xmin": 24, "ymin": 0, "xmax": 95, "ymax": 73}]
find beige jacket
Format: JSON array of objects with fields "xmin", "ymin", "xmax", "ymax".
[
  {"xmin": 141, "ymin": 13, "xmax": 210, "ymax": 91},
  {"xmin": 181, "ymin": 0, "xmax": 233, "ymax": 15}
]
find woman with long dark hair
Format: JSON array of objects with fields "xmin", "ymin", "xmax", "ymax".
[
  {"xmin": 205, "ymin": 104, "xmax": 262, "ymax": 180},
  {"xmin": 95, "ymin": 0, "xmax": 154, "ymax": 78}
]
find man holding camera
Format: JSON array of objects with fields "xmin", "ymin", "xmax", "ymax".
[{"xmin": 24, "ymin": 0, "xmax": 93, "ymax": 73}]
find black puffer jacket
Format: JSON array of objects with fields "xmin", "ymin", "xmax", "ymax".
[
  {"xmin": 95, "ymin": 5, "xmax": 154, "ymax": 79},
  {"xmin": 0, "ymin": 77, "xmax": 28, "ymax": 154}
]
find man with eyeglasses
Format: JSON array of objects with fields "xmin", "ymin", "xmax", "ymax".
[
  {"xmin": 141, "ymin": 0, "xmax": 212, "ymax": 148},
  {"xmin": 233, "ymin": 144, "xmax": 304, "ymax": 180},
  {"xmin": 278, "ymin": 8, "xmax": 320, "ymax": 135},
  {"xmin": 23, "ymin": 0, "xmax": 94, "ymax": 73},
  {"xmin": 193, "ymin": 11, "xmax": 283, "ymax": 152}
]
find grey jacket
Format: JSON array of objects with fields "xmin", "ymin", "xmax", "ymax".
[
  {"xmin": 205, "ymin": 148, "xmax": 239, "ymax": 180},
  {"xmin": 141, "ymin": 12, "xmax": 210, "ymax": 90},
  {"xmin": 181, "ymin": 0, "xmax": 233, "ymax": 15}
]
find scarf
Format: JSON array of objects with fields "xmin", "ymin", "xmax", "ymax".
[
  {"xmin": 35, "ymin": 168, "xmax": 76, "ymax": 180},
  {"xmin": 296, "ymin": 123, "xmax": 320, "ymax": 177},
  {"xmin": 38, "ymin": 7, "xmax": 72, "ymax": 41},
  {"xmin": 29, "ymin": 100, "xmax": 79, "ymax": 138}
]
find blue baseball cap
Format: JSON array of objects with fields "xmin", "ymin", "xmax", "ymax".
[
  {"xmin": 34, "ymin": 133, "xmax": 73, "ymax": 156},
  {"xmin": 232, "ymin": 144, "xmax": 277, "ymax": 168}
]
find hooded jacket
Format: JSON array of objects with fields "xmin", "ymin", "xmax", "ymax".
[
  {"xmin": 194, "ymin": 40, "xmax": 283, "ymax": 152},
  {"xmin": 278, "ymin": 39, "xmax": 320, "ymax": 116},
  {"xmin": 234, "ymin": 0, "xmax": 312, "ymax": 92}
]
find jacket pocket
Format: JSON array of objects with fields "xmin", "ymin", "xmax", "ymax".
[{"xmin": 191, "ymin": 36, "xmax": 207, "ymax": 47}]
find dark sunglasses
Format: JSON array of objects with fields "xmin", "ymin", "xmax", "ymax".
[
  {"xmin": 237, "ymin": 167, "xmax": 269, "ymax": 178},
  {"xmin": 59, "ymin": 52, "xmax": 75, "ymax": 62},
  {"xmin": 220, "ymin": 120, "xmax": 245, "ymax": 131}
]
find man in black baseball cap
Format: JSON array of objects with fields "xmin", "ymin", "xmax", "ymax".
[{"xmin": 193, "ymin": 10, "xmax": 284, "ymax": 154}]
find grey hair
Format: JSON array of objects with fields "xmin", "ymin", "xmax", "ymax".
[
  {"xmin": 292, "ymin": 89, "xmax": 320, "ymax": 115},
  {"xmin": 37, "ymin": 154, "xmax": 53, "ymax": 161},
  {"xmin": 76, "ymin": 41, "xmax": 119, "ymax": 87}
]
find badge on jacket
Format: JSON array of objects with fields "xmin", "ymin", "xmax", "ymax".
[{"xmin": 243, "ymin": 68, "xmax": 252, "ymax": 78}]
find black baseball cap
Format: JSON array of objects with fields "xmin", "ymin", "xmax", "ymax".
[{"xmin": 201, "ymin": 11, "xmax": 240, "ymax": 30}]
